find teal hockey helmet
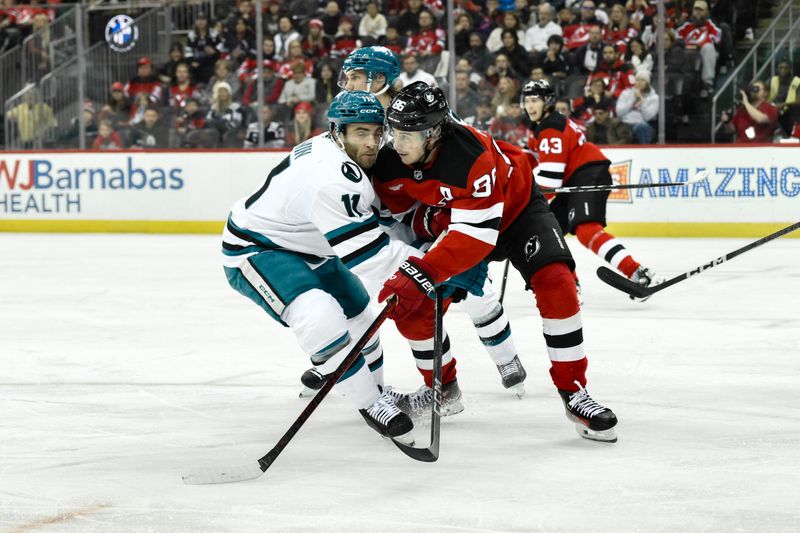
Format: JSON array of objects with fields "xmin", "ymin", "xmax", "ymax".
[
  {"xmin": 339, "ymin": 46, "xmax": 401, "ymax": 94},
  {"xmin": 328, "ymin": 90, "xmax": 385, "ymax": 131}
]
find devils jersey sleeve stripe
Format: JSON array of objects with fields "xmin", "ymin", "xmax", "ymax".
[
  {"xmin": 340, "ymin": 232, "xmax": 391, "ymax": 269},
  {"xmin": 324, "ymin": 215, "xmax": 379, "ymax": 246}
]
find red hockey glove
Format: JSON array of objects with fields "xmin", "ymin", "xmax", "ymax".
[
  {"xmin": 378, "ymin": 257, "xmax": 441, "ymax": 320},
  {"xmin": 411, "ymin": 205, "xmax": 451, "ymax": 241}
]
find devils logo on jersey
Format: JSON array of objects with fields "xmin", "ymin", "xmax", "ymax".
[{"xmin": 524, "ymin": 235, "xmax": 541, "ymax": 262}]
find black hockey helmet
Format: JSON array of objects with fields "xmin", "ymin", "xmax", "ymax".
[
  {"xmin": 386, "ymin": 81, "xmax": 449, "ymax": 132},
  {"xmin": 520, "ymin": 79, "xmax": 556, "ymax": 109}
]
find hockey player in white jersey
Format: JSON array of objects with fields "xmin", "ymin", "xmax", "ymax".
[
  {"xmin": 223, "ymin": 91, "xmax": 432, "ymax": 442},
  {"xmin": 333, "ymin": 46, "xmax": 528, "ymax": 398}
]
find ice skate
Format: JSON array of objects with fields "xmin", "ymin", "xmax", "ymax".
[
  {"xmin": 558, "ymin": 382, "xmax": 618, "ymax": 443},
  {"xmin": 629, "ymin": 266, "xmax": 665, "ymax": 302},
  {"xmin": 497, "ymin": 355, "xmax": 527, "ymax": 398},
  {"xmin": 359, "ymin": 390, "xmax": 415, "ymax": 445},
  {"xmin": 386, "ymin": 380, "xmax": 464, "ymax": 417},
  {"xmin": 298, "ymin": 367, "xmax": 325, "ymax": 398}
]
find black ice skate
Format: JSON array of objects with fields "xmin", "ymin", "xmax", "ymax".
[
  {"xmin": 558, "ymin": 382, "xmax": 618, "ymax": 443},
  {"xmin": 497, "ymin": 355, "xmax": 527, "ymax": 398},
  {"xmin": 629, "ymin": 266, "xmax": 665, "ymax": 302},
  {"xmin": 386, "ymin": 380, "xmax": 464, "ymax": 417},
  {"xmin": 298, "ymin": 367, "xmax": 326, "ymax": 398},
  {"xmin": 359, "ymin": 391, "xmax": 415, "ymax": 444}
]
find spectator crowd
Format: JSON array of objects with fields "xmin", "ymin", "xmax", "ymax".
[{"xmin": 3, "ymin": 0, "xmax": 798, "ymax": 149}]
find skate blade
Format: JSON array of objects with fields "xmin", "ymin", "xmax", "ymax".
[
  {"xmin": 574, "ymin": 423, "xmax": 617, "ymax": 443},
  {"xmin": 298, "ymin": 386, "xmax": 319, "ymax": 398},
  {"xmin": 508, "ymin": 383, "xmax": 525, "ymax": 399},
  {"xmin": 443, "ymin": 399, "xmax": 464, "ymax": 416}
]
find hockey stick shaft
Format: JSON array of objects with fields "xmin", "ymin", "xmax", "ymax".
[
  {"xmin": 391, "ymin": 287, "xmax": 443, "ymax": 462},
  {"xmin": 182, "ymin": 300, "xmax": 395, "ymax": 484},
  {"xmin": 597, "ymin": 221, "xmax": 800, "ymax": 298},
  {"xmin": 552, "ymin": 170, "xmax": 709, "ymax": 194},
  {"xmin": 498, "ymin": 259, "xmax": 511, "ymax": 304}
]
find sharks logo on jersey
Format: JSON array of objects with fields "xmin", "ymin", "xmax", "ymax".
[{"xmin": 341, "ymin": 161, "xmax": 363, "ymax": 183}]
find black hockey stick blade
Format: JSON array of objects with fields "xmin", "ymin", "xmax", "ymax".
[
  {"xmin": 391, "ymin": 288, "xmax": 443, "ymax": 462},
  {"xmin": 597, "ymin": 220, "xmax": 800, "ymax": 299},
  {"xmin": 182, "ymin": 300, "xmax": 396, "ymax": 485},
  {"xmin": 596, "ymin": 266, "xmax": 652, "ymax": 298},
  {"xmin": 552, "ymin": 169, "xmax": 709, "ymax": 194}
]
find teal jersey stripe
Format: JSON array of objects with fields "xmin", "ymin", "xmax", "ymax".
[
  {"xmin": 342, "ymin": 233, "xmax": 390, "ymax": 269},
  {"xmin": 482, "ymin": 327, "xmax": 512, "ymax": 347},
  {"xmin": 311, "ymin": 332, "xmax": 351, "ymax": 363},
  {"xmin": 324, "ymin": 214, "xmax": 378, "ymax": 242},
  {"xmin": 338, "ymin": 355, "xmax": 365, "ymax": 382},
  {"xmin": 367, "ymin": 356, "xmax": 384, "ymax": 372}
]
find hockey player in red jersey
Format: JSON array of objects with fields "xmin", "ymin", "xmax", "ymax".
[
  {"xmin": 522, "ymin": 78, "xmax": 663, "ymax": 301},
  {"xmin": 372, "ymin": 81, "xmax": 618, "ymax": 443}
]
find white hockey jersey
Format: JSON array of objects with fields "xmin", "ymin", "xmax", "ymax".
[{"xmin": 223, "ymin": 133, "xmax": 419, "ymax": 295}]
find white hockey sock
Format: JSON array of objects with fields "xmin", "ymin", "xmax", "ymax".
[{"xmin": 458, "ymin": 281, "xmax": 518, "ymax": 366}]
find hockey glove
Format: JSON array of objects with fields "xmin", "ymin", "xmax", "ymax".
[
  {"xmin": 440, "ymin": 261, "xmax": 488, "ymax": 302},
  {"xmin": 411, "ymin": 205, "xmax": 451, "ymax": 241},
  {"xmin": 378, "ymin": 256, "xmax": 441, "ymax": 320}
]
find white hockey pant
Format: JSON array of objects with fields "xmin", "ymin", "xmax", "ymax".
[{"xmin": 282, "ymin": 289, "xmax": 381, "ymax": 409}]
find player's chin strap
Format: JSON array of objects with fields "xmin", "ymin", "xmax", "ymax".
[
  {"xmin": 331, "ymin": 124, "xmax": 347, "ymax": 153},
  {"xmin": 366, "ymin": 74, "xmax": 390, "ymax": 97}
]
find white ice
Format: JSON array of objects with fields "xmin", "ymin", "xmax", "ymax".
[{"xmin": 1, "ymin": 233, "xmax": 798, "ymax": 532}]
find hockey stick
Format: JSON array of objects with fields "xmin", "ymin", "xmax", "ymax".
[
  {"xmin": 597, "ymin": 221, "xmax": 800, "ymax": 299},
  {"xmin": 552, "ymin": 169, "xmax": 709, "ymax": 194},
  {"xmin": 498, "ymin": 259, "xmax": 511, "ymax": 304},
  {"xmin": 391, "ymin": 287, "xmax": 443, "ymax": 462},
  {"xmin": 182, "ymin": 300, "xmax": 396, "ymax": 485}
]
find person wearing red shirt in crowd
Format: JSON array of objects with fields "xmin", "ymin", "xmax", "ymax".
[
  {"xmin": 488, "ymin": 101, "xmax": 528, "ymax": 147},
  {"xmin": 241, "ymin": 60, "xmax": 284, "ymax": 105},
  {"xmin": 605, "ymin": 3, "xmax": 638, "ymax": 55},
  {"xmin": 92, "ymin": 120, "xmax": 123, "ymax": 150},
  {"xmin": 719, "ymin": 80, "xmax": 779, "ymax": 144},
  {"xmin": 237, "ymin": 37, "xmax": 279, "ymax": 84},
  {"xmin": 329, "ymin": 17, "xmax": 361, "ymax": 61},
  {"xmin": 125, "ymin": 57, "xmax": 162, "ymax": 104},
  {"xmin": 168, "ymin": 62, "xmax": 201, "ymax": 109},
  {"xmin": 372, "ymin": 82, "xmax": 619, "ymax": 443},
  {"xmin": 563, "ymin": 0, "xmax": 604, "ymax": 51},
  {"xmin": 586, "ymin": 43, "xmax": 635, "ymax": 99},
  {"xmin": 276, "ymin": 41, "xmax": 314, "ymax": 80},
  {"xmin": 572, "ymin": 77, "xmax": 614, "ymax": 123},
  {"xmin": 302, "ymin": 18, "xmax": 331, "ymax": 61},
  {"xmin": 523, "ymin": 79, "xmax": 663, "ymax": 301},
  {"xmin": 405, "ymin": 10, "xmax": 445, "ymax": 73},
  {"xmin": 676, "ymin": 0, "xmax": 721, "ymax": 95},
  {"xmin": 379, "ymin": 25, "xmax": 407, "ymax": 57}
]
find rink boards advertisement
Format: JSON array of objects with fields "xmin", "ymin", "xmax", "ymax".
[{"xmin": 0, "ymin": 146, "xmax": 797, "ymax": 236}]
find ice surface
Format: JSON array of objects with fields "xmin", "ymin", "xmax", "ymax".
[{"xmin": 1, "ymin": 233, "xmax": 798, "ymax": 532}]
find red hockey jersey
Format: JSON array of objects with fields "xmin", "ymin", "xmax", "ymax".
[
  {"xmin": 527, "ymin": 112, "xmax": 608, "ymax": 190},
  {"xmin": 372, "ymin": 124, "xmax": 533, "ymax": 281}
]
